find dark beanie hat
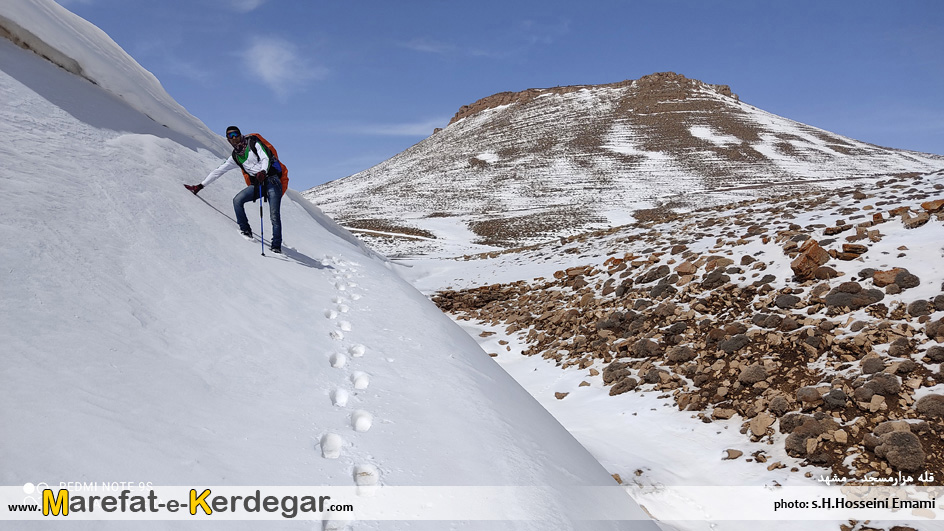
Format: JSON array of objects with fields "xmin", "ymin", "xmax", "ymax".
[{"xmin": 226, "ymin": 125, "xmax": 241, "ymax": 136}]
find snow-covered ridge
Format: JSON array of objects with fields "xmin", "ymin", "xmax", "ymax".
[
  {"xmin": 0, "ymin": 0, "xmax": 227, "ymax": 156},
  {"xmin": 305, "ymin": 73, "xmax": 943, "ymax": 258}
]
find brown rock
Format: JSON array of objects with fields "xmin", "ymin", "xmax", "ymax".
[
  {"xmin": 796, "ymin": 386, "xmax": 824, "ymax": 406},
  {"xmin": 609, "ymin": 378, "xmax": 638, "ymax": 396},
  {"xmin": 874, "ymin": 420, "xmax": 912, "ymax": 436},
  {"xmin": 926, "ymin": 318, "xmax": 944, "ymax": 341},
  {"xmin": 834, "ymin": 429, "xmax": 848, "ymax": 444},
  {"xmin": 750, "ymin": 412, "xmax": 775, "ymax": 437},
  {"xmin": 903, "ymin": 212, "xmax": 930, "ymax": 229},
  {"xmin": 738, "ymin": 363, "xmax": 768, "ymax": 385},
  {"xmin": 565, "ymin": 266, "xmax": 590, "ymax": 277},
  {"xmin": 705, "ymin": 257, "xmax": 734, "ymax": 271},
  {"xmin": 674, "ymin": 261, "xmax": 697, "ymax": 275},
  {"xmin": 790, "ymin": 240, "xmax": 830, "ymax": 280},
  {"xmin": 631, "ymin": 338, "xmax": 661, "ymax": 358},
  {"xmin": 875, "ymin": 431, "xmax": 926, "ymax": 472},
  {"xmin": 873, "ymin": 268, "xmax": 906, "ymax": 287},
  {"xmin": 723, "ymin": 449, "xmax": 743, "ymax": 460},
  {"xmin": 823, "ymin": 388, "xmax": 848, "ymax": 409},
  {"xmin": 921, "ymin": 198, "xmax": 944, "ymax": 213},
  {"xmin": 908, "ymin": 300, "xmax": 932, "ymax": 317},
  {"xmin": 824, "ymin": 226, "xmax": 849, "ymax": 236},
  {"xmin": 769, "ymin": 395, "xmax": 792, "ymax": 417},
  {"xmin": 602, "ymin": 362, "xmax": 631, "ymax": 384},
  {"xmin": 813, "ymin": 266, "xmax": 839, "ymax": 279},
  {"xmin": 666, "ymin": 345, "xmax": 697, "ymax": 363},
  {"xmin": 779, "ymin": 413, "xmax": 813, "ymax": 434},
  {"xmin": 785, "ymin": 418, "xmax": 838, "ymax": 457},
  {"xmin": 861, "ymin": 354, "xmax": 885, "ymax": 374},
  {"xmin": 854, "ymin": 372, "xmax": 902, "ymax": 401},
  {"xmin": 926, "ymin": 346, "xmax": 944, "ymax": 363},
  {"xmin": 842, "ymin": 243, "xmax": 868, "ymax": 255},
  {"xmin": 888, "ymin": 337, "xmax": 913, "ymax": 357},
  {"xmin": 915, "ymin": 394, "xmax": 944, "ymax": 419}
]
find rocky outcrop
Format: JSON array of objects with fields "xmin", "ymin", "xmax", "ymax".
[
  {"xmin": 447, "ymin": 72, "xmax": 727, "ymax": 125},
  {"xmin": 434, "ymin": 174, "xmax": 944, "ymax": 482},
  {"xmin": 790, "ymin": 239, "xmax": 831, "ymax": 281}
]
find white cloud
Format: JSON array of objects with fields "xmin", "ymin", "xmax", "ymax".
[
  {"xmin": 398, "ymin": 38, "xmax": 456, "ymax": 55},
  {"xmin": 399, "ymin": 18, "xmax": 571, "ymax": 60},
  {"xmin": 351, "ymin": 118, "xmax": 449, "ymax": 137},
  {"xmin": 231, "ymin": 0, "xmax": 267, "ymax": 13},
  {"xmin": 518, "ymin": 18, "xmax": 571, "ymax": 46},
  {"xmin": 166, "ymin": 59, "xmax": 213, "ymax": 84},
  {"xmin": 242, "ymin": 37, "xmax": 328, "ymax": 100}
]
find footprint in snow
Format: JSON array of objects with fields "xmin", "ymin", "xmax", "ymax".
[
  {"xmin": 323, "ymin": 518, "xmax": 351, "ymax": 531},
  {"xmin": 324, "ymin": 309, "xmax": 338, "ymax": 320},
  {"xmin": 338, "ymin": 321, "xmax": 352, "ymax": 332},
  {"xmin": 329, "ymin": 353, "xmax": 347, "ymax": 368},
  {"xmin": 332, "ymin": 296, "xmax": 344, "ymax": 304},
  {"xmin": 330, "ymin": 330, "xmax": 344, "ymax": 341},
  {"xmin": 331, "ymin": 388, "xmax": 349, "ymax": 407},
  {"xmin": 351, "ymin": 410, "xmax": 372, "ymax": 432},
  {"xmin": 320, "ymin": 433, "xmax": 343, "ymax": 459},
  {"xmin": 348, "ymin": 344, "xmax": 366, "ymax": 358},
  {"xmin": 337, "ymin": 304, "xmax": 350, "ymax": 313},
  {"xmin": 353, "ymin": 463, "xmax": 379, "ymax": 486},
  {"xmin": 351, "ymin": 371, "xmax": 370, "ymax": 390},
  {"xmin": 350, "ymin": 294, "xmax": 362, "ymax": 301}
]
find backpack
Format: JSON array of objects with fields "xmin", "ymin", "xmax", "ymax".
[{"xmin": 233, "ymin": 133, "xmax": 289, "ymax": 195}]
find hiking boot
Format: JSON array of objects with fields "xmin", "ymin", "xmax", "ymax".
[
  {"xmin": 240, "ymin": 228, "xmax": 253, "ymax": 239},
  {"xmin": 270, "ymin": 245, "xmax": 282, "ymax": 254}
]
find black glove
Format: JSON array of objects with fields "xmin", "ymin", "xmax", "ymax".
[{"xmin": 185, "ymin": 183, "xmax": 204, "ymax": 195}]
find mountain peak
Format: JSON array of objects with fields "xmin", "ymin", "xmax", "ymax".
[
  {"xmin": 308, "ymin": 72, "xmax": 942, "ymax": 257},
  {"xmin": 448, "ymin": 72, "xmax": 736, "ymax": 125}
]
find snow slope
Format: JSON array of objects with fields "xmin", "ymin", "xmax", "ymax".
[
  {"xmin": 0, "ymin": 14, "xmax": 657, "ymax": 531},
  {"xmin": 0, "ymin": 0, "xmax": 226, "ymax": 156}
]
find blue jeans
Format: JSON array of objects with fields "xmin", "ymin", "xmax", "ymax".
[{"xmin": 234, "ymin": 175, "xmax": 282, "ymax": 248}]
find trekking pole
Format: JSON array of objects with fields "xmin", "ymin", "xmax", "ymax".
[{"xmin": 259, "ymin": 184, "xmax": 265, "ymax": 256}]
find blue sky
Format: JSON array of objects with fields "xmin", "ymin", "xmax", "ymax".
[{"xmin": 59, "ymin": 0, "xmax": 944, "ymax": 191}]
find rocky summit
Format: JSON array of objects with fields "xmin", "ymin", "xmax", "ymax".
[
  {"xmin": 305, "ymin": 72, "xmax": 942, "ymax": 256},
  {"xmin": 433, "ymin": 169, "xmax": 944, "ymax": 484}
]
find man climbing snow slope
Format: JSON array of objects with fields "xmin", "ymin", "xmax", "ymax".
[{"xmin": 186, "ymin": 126, "xmax": 288, "ymax": 253}]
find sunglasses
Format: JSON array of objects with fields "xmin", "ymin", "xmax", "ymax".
[{"xmin": 226, "ymin": 131, "xmax": 240, "ymax": 139}]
